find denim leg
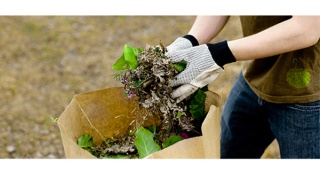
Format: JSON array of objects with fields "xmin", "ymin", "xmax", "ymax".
[
  {"xmin": 221, "ymin": 72, "xmax": 275, "ymax": 158},
  {"xmin": 267, "ymin": 101, "xmax": 320, "ymax": 158}
]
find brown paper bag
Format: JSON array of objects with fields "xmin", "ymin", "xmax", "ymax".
[{"xmin": 57, "ymin": 87, "xmax": 222, "ymax": 159}]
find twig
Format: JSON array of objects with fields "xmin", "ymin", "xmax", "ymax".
[{"xmin": 129, "ymin": 119, "xmax": 136, "ymax": 126}]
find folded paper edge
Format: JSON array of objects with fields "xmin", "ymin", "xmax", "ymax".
[{"xmin": 201, "ymin": 105, "xmax": 221, "ymax": 159}]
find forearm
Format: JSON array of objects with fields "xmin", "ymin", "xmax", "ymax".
[
  {"xmin": 228, "ymin": 16, "xmax": 320, "ymax": 61},
  {"xmin": 188, "ymin": 16, "xmax": 230, "ymax": 45}
]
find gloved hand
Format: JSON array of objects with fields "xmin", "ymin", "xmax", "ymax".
[
  {"xmin": 166, "ymin": 35, "xmax": 199, "ymax": 53},
  {"xmin": 166, "ymin": 40, "xmax": 236, "ymax": 102}
]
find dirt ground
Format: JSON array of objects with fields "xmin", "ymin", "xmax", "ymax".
[{"xmin": 0, "ymin": 16, "xmax": 280, "ymax": 159}]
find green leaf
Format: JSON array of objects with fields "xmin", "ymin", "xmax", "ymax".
[
  {"xmin": 180, "ymin": 60, "xmax": 187, "ymax": 66},
  {"xmin": 135, "ymin": 48, "xmax": 144, "ymax": 54},
  {"xmin": 172, "ymin": 60, "xmax": 187, "ymax": 71},
  {"xmin": 190, "ymin": 108, "xmax": 204, "ymax": 120},
  {"xmin": 78, "ymin": 134, "xmax": 94, "ymax": 148},
  {"xmin": 127, "ymin": 60, "xmax": 139, "ymax": 70},
  {"xmin": 189, "ymin": 89, "xmax": 207, "ymax": 121},
  {"xmin": 112, "ymin": 53, "xmax": 127, "ymax": 70},
  {"xmin": 124, "ymin": 45, "xmax": 137, "ymax": 63},
  {"xmin": 86, "ymin": 148, "xmax": 99, "ymax": 157},
  {"xmin": 189, "ymin": 104, "xmax": 198, "ymax": 110},
  {"xmin": 201, "ymin": 85, "xmax": 209, "ymax": 92},
  {"xmin": 177, "ymin": 111, "xmax": 182, "ymax": 118},
  {"xmin": 162, "ymin": 135, "xmax": 184, "ymax": 149},
  {"xmin": 172, "ymin": 64, "xmax": 184, "ymax": 71},
  {"xmin": 145, "ymin": 125, "xmax": 159, "ymax": 134},
  {"xmin": 103, "ymin": 154, "xmax": 129, "ymax": 159},
  {"xmin": 134, "ymin": 127, "xmax": 161, "ymax": 159}
]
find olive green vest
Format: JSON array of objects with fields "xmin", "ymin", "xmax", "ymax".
[{"xmin": 240, "ymin": 16, "xmax": 320, "ymax": 103}]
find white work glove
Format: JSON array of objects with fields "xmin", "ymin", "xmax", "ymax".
[
  {"xmin": 166, "ymin": 35, "xmax": 199, "ymax": 53},
  {"xmin": 166, "ymin": 40, "xmax": 236, "ymax": 102}
]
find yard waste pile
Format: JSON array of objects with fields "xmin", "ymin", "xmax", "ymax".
[
  {"xmin": 57, "ymin": 43, "xmax": 222, "ymax": 159},
  {"xmin": 57, "ymin": 87, "xmax": 221, "ymax": 159}
]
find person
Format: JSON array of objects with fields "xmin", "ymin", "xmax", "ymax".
[{"xmin": 165, "ymin": 16, "xmax": 320, "ymax": 159}]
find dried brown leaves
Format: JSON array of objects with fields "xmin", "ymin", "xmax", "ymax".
[
  {"xmin": 122, "ymin": 43, "xmax": 194, "ymax": 135},
  {"xmin": 95, "ymin": 133, "xmax": 138, "ymax": 159}
]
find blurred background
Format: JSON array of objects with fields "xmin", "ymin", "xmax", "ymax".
[{"xmin": 0, "ymin": 16, "xmax": 280, "ymax": 159}]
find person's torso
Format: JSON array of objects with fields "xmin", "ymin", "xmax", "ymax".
[{"xmin": 239, "ymin": 16, "xmax": 320, "ymax": 103}]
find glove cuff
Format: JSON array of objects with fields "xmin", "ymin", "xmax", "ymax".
[
  {"xmin": 183, "ymin": 34, "xmax": 199, "ymax": 47},
  {"xmin": 206, "ymin": 40, "xmax": 236, "ymax": 67}
]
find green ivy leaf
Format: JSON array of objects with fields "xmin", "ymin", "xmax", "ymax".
[
  {"xmin": 189, "ymin": 89, "xmax": 207, "ymax": 121},
  {"xmin": 124, "ymin": 45, "xmax": 137, "ymax": 63},
  {"xmin": 112, "ymin": 53, "xmax": 127, "ymax": 70},
  {"xmin": 103, "ymin": 154, "xmax": 129, "ymax": 159},
  {"xmin": 162, "ymin": 135, "xmax": 184, "ymax": 149},
  {"xmin": 134, "ymin": 127, "xmax": 161, "ymax": 159},
  {"xmin": 78, "ymin": 134, "xmax": 94, "ymax": 148}
]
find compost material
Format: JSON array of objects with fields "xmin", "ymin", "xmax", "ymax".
[
  {"xmin": 80, "ymin": 43, "xmax": 204, "ymax": 159},
  {"xmin": 121, "ymin": 43, "xmax": 196, "ymax": 137}
]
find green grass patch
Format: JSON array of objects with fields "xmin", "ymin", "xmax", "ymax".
[{"xmin": 22, "ymin": 22, "xmax": 40, "ymax": 35}]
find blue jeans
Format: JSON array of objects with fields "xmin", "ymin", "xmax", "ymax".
[{"xmin": 221, "ymin": 72, "xmax": 320, "ymax": 159}]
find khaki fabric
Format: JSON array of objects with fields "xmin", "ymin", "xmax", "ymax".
[{"xmin": 239, "ymin": 16, "xmax": 320, "ymax": 103}]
